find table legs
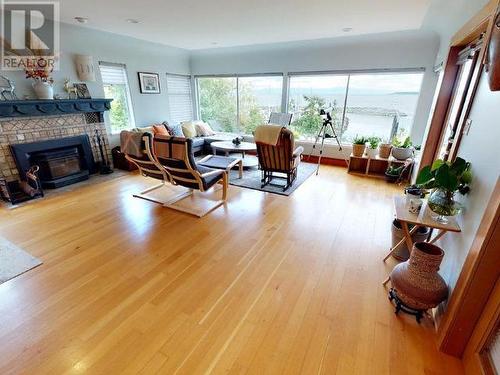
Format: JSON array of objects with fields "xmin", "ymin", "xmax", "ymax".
[{"xmin": 383, "ymin": 221, "xmax": 417, "ymax": 287}]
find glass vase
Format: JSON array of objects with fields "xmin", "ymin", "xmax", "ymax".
[{"xmin": 427, "ymin": 188, "xmax": 461, "ymax": 223}]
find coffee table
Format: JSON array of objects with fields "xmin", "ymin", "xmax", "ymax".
[
  {"xmin": 210, "ymin": 141, "xmax": 258, "ymax": 168},
  {"xmin": 198, "ymin": 155, "xmax": 243, "ymax": 178}
]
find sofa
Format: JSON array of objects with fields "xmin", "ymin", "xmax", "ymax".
[{"xmin": 133, "ymin": 120, "xmax": 240, "ymax": 155}]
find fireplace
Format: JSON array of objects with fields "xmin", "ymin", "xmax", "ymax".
[{"xmin": 10, "ymin": 135, "xmax": 96, "ymax": 189}]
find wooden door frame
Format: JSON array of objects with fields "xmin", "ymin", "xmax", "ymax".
[
  {"xmin": 419, "ymin": 0, "xmax": 498, "ymax": 169},
  {"xmin": 420, "ymin": 0, "xmax": 500, "ymax": 360},
  {"xmin": 437, "ymin": 181, "xmax": 500, "ymax": 357}
]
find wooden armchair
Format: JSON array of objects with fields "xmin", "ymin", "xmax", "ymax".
[{"xmin": 255, "ymin": 125, "xmax": 304, "ymax": 191}]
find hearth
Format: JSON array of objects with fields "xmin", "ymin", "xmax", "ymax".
[{"xmin": 10, "ymin": 135, "xmax": 96, "ymax": 189}]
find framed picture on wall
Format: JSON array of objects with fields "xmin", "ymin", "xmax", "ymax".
[
  {"xmin": 138, "ymin": 72, "xmax": 160, "ymax": 94},
  {"xmin": 74, "ymin": 83, "xmax": 91, "ymax": 99}
]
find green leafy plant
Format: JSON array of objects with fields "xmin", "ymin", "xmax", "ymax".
[
  {"xmin": 386, "ymin": 165, "xmax": 404, "ymax": 176},
  {"xmin": 392, "ymin": 135, "xmax": 412, "ymax": 148},
  {"xmin": 353, "ymin": 135, "xmax": 368, "ymax": 145},
  {"xmin": 367, "ymin": 136, "xmax": 381, "ymax": 149},
  {"xmin": 416, "ymin": 157, "xmax": 472, "ymax": 195}
]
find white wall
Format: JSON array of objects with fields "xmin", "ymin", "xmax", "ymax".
[
  {"xmin": 422, "ymin": 0, "xmax": 490, "ymax": 65},
  {"xmin": 437, "ymin": 74, "xmax": 500, "ymax": 295},
  {"xmin": 190, "ymin": 30, "xmax": 441, "ymax": 157},
  {"xmin": 1, "ymin": 21, "xmax": 191, "ymax": 129}
]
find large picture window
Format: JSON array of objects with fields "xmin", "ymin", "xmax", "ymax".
[
  {"xmin": 288, "ymin": 74, "xmax": 349, "ymax": 140},
  {"xmin": 197, "ymin": 75, "xmax": 283, "ymax": 133},
  {"xmin": 345, "ymin": 72, "xmax": 424, "ymax": 142},
  {"xmin": 196, "ymin": 71, "xmax": 423, "ymax": 141},
  {"xmin": 99, "ymin": 62, "xmax": 135, "ymax": 134}
]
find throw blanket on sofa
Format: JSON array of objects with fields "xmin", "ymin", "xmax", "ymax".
[
  {"xmin": 120, "ymin": 131, "xmax": 145, "ymax": 158},
  {"xmin": 254, "ymin": 124, "xmax": 284, "ymax": 146}
]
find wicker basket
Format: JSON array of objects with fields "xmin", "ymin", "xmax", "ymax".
[{"xmin": 391, "ymin": 219, "xmax": 430, "ymax": 261}]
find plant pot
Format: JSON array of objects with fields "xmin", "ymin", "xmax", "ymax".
[
  {"xmin": 391, "ymin": 219, "xmax": 430, "ymax": 261},
  {"xmin": 379, "ymin": 143, "xmax": 392, "ymax": 158},
  {"xmin": 390, "ymin": 242, "xmax": 448, "ymax": 310},
  {"xmin": 32, "ymin": 81, "xmax": 53, "ymax": 100},
  {"xmin": 384, "ymin": 172, "xmax": 399, "ymax": 183},
  {"xmin": 366, "ymin": 147, "xmax": 378, "ymax": 158},
  {"xmin": 391, "ymin": 147, "xmax": 413, "ymax": 160},
  {"xmin": 352, "ymin": 144, "xmax": 366, "ymax": 157},
  {"xmin": 428, "ymin": 188, "xmax": 461, "ymax": 223}
]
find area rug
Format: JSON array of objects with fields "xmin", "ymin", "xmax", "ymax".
[
  {"xmin": 0, "ymin": 236, "xmax": 42, "ymax": 284},
  {"xmin": 229, "ymin": 162, "xmax": 316, "ymax": 196}
]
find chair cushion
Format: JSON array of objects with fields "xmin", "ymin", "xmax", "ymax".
[
  {"xmin": 197, "ymin": 165, "xmax": 224, "ymax": 190},
  {"xmin": 181, "ymin": 121, "xmax": 197, "ymax": 138}
]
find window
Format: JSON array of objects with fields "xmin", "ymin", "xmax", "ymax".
[
  {"xmin": 345, "ymin": 72, "xmax": 424, "ymax": 143},
  {"xmin": 197, "ymin": 75, "xmax": 283, "ymax": 133},
  {"xmin": 288, "ymin": 74, "xmax": 349, "ymax": 140},
  {"xmin": 166, "ymin": 74, "xmax": 193, "ymax": 124},
  {"xmin": 238, "ymin": 76, "xmax": 283, "ymax": 133},
  {"xmin": 99, "ymin": 63, "xmax": 135, "ymax": 134},
  {"xmin": 288, "ymin": 71, "xmax": 424, "ymax": 142},
  {"xmin": 198, "ymin": 77, "xmax": 237, "ymax": 132}
]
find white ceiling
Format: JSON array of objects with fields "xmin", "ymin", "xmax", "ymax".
[{"xmin": 59, "ymin": 0, "xmax": 433, "ymax": 50}]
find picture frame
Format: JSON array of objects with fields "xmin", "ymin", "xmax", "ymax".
[
  {"xmin": 73, "ymin": 83, "xmax": 91, "ymax": 99},
  {"xmin": 138, "ymin": 72, "xmax": 160, "ymax": 94}
]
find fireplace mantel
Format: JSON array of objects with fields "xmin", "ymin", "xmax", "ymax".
[{"xmin": 0, "ymin": 98, "xmax": 112, "ymax": 118}]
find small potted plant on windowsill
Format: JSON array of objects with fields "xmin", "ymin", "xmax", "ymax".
[
  {"xmin": 385, "ymin": 164, "xmax": 404, "ymax": 183},
  {"xmin": 379, "ymin": 139, "xmax": 392, "ymax": 159},
  {"xmin": 391, "ymin": 135, "xmax": 414, "ymax": 160},
  {"xmin": 352, "ymin": 135, "xmax": 367, "ymax": 157},
  {"xmin": 366, "ymin": 137, "xmax": 381, "ymax": 158}
]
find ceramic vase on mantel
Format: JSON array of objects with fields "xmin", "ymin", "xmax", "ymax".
[
  {"xmin": 390, "ymin": 242, "xmax": 448, "ymax": 310},
  {"xmin": 32, "ymin": 80, "xmax": 54, "ymax": 100}
]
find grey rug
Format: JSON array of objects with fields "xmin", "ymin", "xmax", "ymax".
[
  {"xmin": 0, "ymin": 236, "xmax": 42, "ymax": 284},
  {"xmin": 229, "ymin": 162, "xmax": 316, "ymax": 196}
]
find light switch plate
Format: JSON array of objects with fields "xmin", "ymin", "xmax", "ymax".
[{"xmin": 463, "ymin": 119, "xmax": 472, "ymax": 135}]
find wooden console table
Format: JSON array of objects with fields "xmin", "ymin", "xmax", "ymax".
[
  {"xmin": 347, "ymin": 154, "xmax": 413, "ymax": 181},
  {"xmin": 382, "ymin": 195, "xmax": 461, "ymax": 286}
]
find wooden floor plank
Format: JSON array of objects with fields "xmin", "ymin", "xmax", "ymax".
[{"xmin": 0, "ymin": 166, "xmax": 464, "ymax": 374}]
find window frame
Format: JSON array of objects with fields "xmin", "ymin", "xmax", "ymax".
[
  {"xmin": 194, "ymin": 68, "xmax": 425, "ymax": 143},
  {"xmin": 98, "ymin": 61, "xmax": 136, "ymax": 134}
]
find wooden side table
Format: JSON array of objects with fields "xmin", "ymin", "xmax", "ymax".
[{"xmin": 382, "ymin": 196, "xmax": 461, "ymax": 286}]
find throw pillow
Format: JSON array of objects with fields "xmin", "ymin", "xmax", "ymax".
[
  {"xmin": 181, "ymin": 121, "xmax": 197, "ymax": 138},
  {"xmin": 163, "ymin": 121, "xmax": 184, "ymax": 137},
  {"xmin": 152, "ymin": 124, "xmax": 169, "ymax": 135},
  {"xmin": 195, "ymin": 122, "xmax": 216, "ymax": 136}
]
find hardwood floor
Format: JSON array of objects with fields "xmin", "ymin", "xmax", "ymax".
[{"xmin": 0, "ymin": 165, "xmax": 463, "ymax": 374}]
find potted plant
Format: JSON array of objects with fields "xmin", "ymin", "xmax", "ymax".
[
  {"xmin": 391, "ymin": 135, "xmax": 414, "ymax": 160},
  {"xmin": 366, "ymin": 137, "xmax": 380, "ymax": 158},
  {"xmin": 26, "ymin": 59, "xmax": 55, "ymax": 99},
  {"xmin": 385, "ymin": 164, "xmax": 403, "ymax": 183},
  {"xmin": 379, "ymin": 139, "xmax": 392, "ymax": 159},
  {"xmin": 352, "ymin": 135, "xmax": 367, "ymax": 157},
  {"xmin": 416, "ymin": 157, "xmax": 472, "ymax": 223}
]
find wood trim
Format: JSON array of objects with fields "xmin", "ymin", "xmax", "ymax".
[
  {"xmin": 451, "ymin": 0, "xmax": 499, "ymax": 46},
  {"xmin": 449, "ymin": 11, "xmax": 497, "ymax": 160},
  {"xmin": 303, "ymin": 155, "xmax": 347, "ymax": 167},
  {"xmin": 419, "ymin": 47, "xmax": 460, "ymax": 169},
  {"xmin": 463, "ymin": 279, "xmax": 500, "ymax": 375},
  {"xmin": 438, "ymin": 179, "xmax": 500, "ymax": 357}
]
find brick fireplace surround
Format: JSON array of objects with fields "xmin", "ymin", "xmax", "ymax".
[{"xmin": 0, "ymin": 114, "xmax": 112, "ymax": 182}]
